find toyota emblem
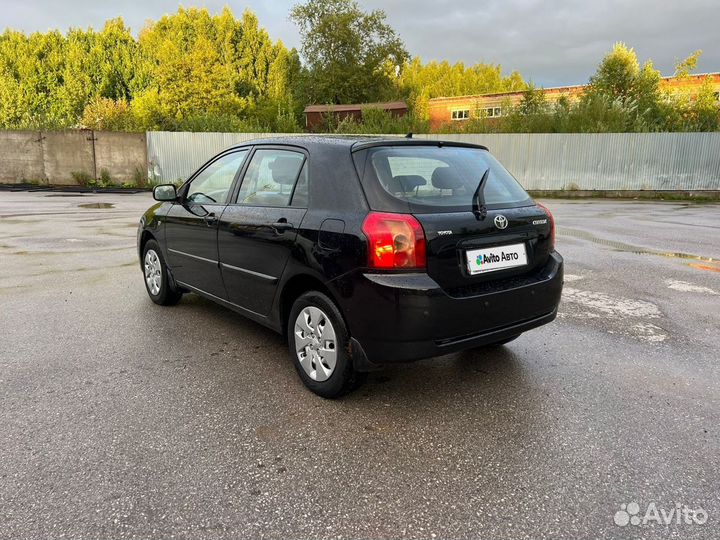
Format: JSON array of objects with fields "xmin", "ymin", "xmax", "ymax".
[{"xmin": 494, "ymin": 215, "xmax": 508, "ymax": 229}]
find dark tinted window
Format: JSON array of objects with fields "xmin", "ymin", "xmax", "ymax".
[
  {"xmin": 359, "ymin": 146, "xmax": 531, "ymax": 212},
  {"xmin": 236, "ymin": 149, "xmax": 305, "ymax": 206},
  {"xmin": 290, "ymin": 162, "xmax": 309, "ymax": 207}
]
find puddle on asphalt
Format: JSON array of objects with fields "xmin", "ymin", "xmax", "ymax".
[
  {"xmin": 78, "ymin": 202, "xmax": 115, "ymax": 209},
  {"xmin": 559, "ymin": 228, "xmax": 717, "ymax": 263}
]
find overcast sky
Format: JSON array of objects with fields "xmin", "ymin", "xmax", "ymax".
[{"xmin": 1, "ymin": 0, "xmax": 717, "ymax": 87}]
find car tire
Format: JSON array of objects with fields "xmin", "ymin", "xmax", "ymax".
[
  {"xmin": 142, "ymin": 239, "xmax": 183, "ymax": 306},
  {"xmin": 287, "ymin": 291, "xmax": 366, "ymax": 398}
]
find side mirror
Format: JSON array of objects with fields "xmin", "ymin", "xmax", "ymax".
[{"xmin": 153, "ymin": 184, "xmax": 177, "ymax": 202}]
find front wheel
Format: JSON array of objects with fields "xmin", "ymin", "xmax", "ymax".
[
  {"xmin": 287, "ymin": 291, "xmax": 365, "ymax": 398},
  {"xmin": 142, "ymin": 239, "xmax": 183, "ymax": 306}
]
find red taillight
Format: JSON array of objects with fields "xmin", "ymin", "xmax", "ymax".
[
  {"xmin": 536, "ymin": 202, "xmax": 555, "ymax": 250},
  {"xmin": 361, "ymin": 212, "xmax": 427, "ymax": 269}
]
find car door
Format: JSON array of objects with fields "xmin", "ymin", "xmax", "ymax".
[
  {"xmin": 165, "ymin": 149, "xmax": 249, "ymax": 299},
  {"xmin": 217, "ymin": 147, "xmax": 308, "ymax": 315}
]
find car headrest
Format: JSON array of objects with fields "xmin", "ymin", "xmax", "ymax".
[
  {"xmin": 269, "ymin": 156, "xmax": 302, "ymax": 185},
  {"xmin": 385, "ymin": 177, "xmax": 401, "ymax": 194},
  {"xmin": 393, "ymin": 175, "xmax": 426, "ymax": 192},
  {"xmin": 386, "ymin": 174, "xmax": 427, "ymax": 194},
  {"xmin": 431, "ymin": 167, "xmax": 463, "ymax": 190}
]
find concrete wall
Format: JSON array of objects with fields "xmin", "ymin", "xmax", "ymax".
[
  {"xmin": 41, "ymin": 131, "xmax": 95, "ymax": 184},
  {"xmin": 0, "ymin": 131, "xmax": 45, "ymax": 183},
  {"xmin": 94, "ymin": 131, "xmax": 146, "ymax": 182},
  {"xmin": 0, "ymin": 130, "xmax": 147, "ymax": 185}
]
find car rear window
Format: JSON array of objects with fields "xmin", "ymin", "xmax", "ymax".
[{"xmin": 355, "ymin": 145, "xmax": 532, "ymax": 213}]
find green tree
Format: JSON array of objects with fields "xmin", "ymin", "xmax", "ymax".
[
  {"xmin": 0, "ymin": 20, "xmax": 139, "ymax": 129},
  {"xmin": 689, "ymin": 77, "xmax": 720, "ymax": 131},
  {"xmin": 584, "ymin": 43, "xmax": 664, "ymax": 131},
  {"xmin": 588, "ymin": 43, "xmax": 642, "ymax": 100},
  {"xmin": 397, "ymin": 57, "xmax": 525, "ymax": 120},
  {"xmin": 329, "ymin": 106, "xmax": 428, "ymax": 134},
  {"xmin": 501, "ymin": 84, "xmax": 553, "ymax": 132},
  {"xmin": 517, "ymin": 84, "xmax": 548, "ymax": 115},
  {"xmin": 665, "ymin": 75, "xmax": 720, "ymax": 132},
  {"xmin": 290, "ymin": 0, "xmax": 408, "ymax": 104},
  {"xmin": 399, "ymin": 57, "xmax": 525, "ymax": 100},
  {"xmin": 674, "ymin": 50, "xmax": 702, "ymax": 78},
  {"xmin": 135, "ymin": 7, "xmax": 300, "ymax": 131},
  {"xmin": 0, "ymin": 29, "xmax": 67, "ymax": 128},
  {"xmin": 1, "ymin": 10, "xmax": 715, "ymax": 135},
  {"xmin": 664, "ymin": 50, "xmax": 719, "ymax": 132},
  {"xmin": 80, "ymin": 97, "xmax": 135, "ymax": 130},
  {"xmin": 136, "ymin": 8, "xmax": 245, "ymax": 128},
  {"xmin": 0, "ymin": 7, "xmax": 303, "ymax": 132}
]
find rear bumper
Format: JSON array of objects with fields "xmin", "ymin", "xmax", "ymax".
[{"xmin": 335, "ymin": 252, "xmax": 563, "ymax": 365}]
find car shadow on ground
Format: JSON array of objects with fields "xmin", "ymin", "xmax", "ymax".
[
  {"xmin": 151, "ymin": 291, "xmax": 536, "ymax": 408},
  {"xmin": 362, "ymin": 346, "xmax": 531, "ymax": 400}
]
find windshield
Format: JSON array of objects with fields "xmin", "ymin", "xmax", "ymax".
[{"xmin": 357, "ymin": 145, "xmax": 531, "ymax": 213}]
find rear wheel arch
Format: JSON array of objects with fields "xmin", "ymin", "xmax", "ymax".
[
  {"xmin": 286, "ymin": 289, "xmax": 366, "ymax": 398},
  {"xmin": 279, "ymin": 274, "xmax": 342, "ymax": 335}
]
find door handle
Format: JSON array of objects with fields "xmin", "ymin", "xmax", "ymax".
[
  {"xmin": 204, "ymin": 212, "xmax": 218, "ymax": 226},
  {"xmin": 271, "ymin": 219, "xmax": 294, "ymax": 233}
]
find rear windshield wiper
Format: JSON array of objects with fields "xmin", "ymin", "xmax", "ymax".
[{"xmin": 472, "ymin": 168, "xmax": 490, "ymax": 220}]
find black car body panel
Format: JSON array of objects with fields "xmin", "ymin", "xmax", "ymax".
[
  {"xmin": 165, "ymin": 201, "xmax": 228, "ymax": 298},
  {"xmin": 332, "ymin": 252, "xmax": 562, "ymax": 363},
  {"xmin": 138, "ymin": 136, "xmax": 563, "ymax": 368},
  {"xmin": 414, "ymin": 207, "xmax": 553, "ymax": 290}
]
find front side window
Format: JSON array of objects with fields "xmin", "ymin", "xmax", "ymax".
[
  {"xmin": 358, "ymin": 145, "xmax": 531, "ymax": 213},
  {"xmin": 236, "ymin": 149, "xmax": 305, "ymax": 206},
  {"xmin": 186, "ymin": 150, "xmax": 248, "ymax": 205}
]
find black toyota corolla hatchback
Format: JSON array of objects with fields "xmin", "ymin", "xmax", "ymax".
[{"xmin": 138, "ymin": 136, "xmax": 563, "ymax": 397}]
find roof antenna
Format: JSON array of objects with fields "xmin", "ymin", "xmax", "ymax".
[{"xmin": 405, "ymin": 132, "xmax": 413, "ymax": 138}]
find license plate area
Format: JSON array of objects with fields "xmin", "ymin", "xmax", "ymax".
[{"xmin": 466, "ymin": 242, "xmax": 528, "ymax": 275}]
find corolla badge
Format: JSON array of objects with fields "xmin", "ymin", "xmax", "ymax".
[{"xmin": 494, "ymin": 215, "xmax": 508, "ymax": 229}]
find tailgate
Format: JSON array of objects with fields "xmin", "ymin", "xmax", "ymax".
[{"xmin": 415, "ymin": 205, "xmax": 553, "ymax": 291}]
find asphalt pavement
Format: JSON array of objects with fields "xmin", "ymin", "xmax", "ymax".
[{"xmin": 0, "ymin": 191, "xmax": 718, "ymax": 539}]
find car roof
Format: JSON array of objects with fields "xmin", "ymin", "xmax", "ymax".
[{"xmin": 225, "ymin": 135, "xmax": 488, "ymax": 153}]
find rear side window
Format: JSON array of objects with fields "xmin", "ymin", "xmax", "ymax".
[
  {"xmin": 357, "ymin": 146, "xmax": 531, "ymax": 213},
  {"xmin": 236, "ymin": 149, "xmax": 305, "ymax": 207},
  {"xmin": 290, "ymin": 162, "xmax": 309, "ymax": 207}
]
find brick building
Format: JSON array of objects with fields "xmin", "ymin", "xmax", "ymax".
[{"xmin": 427, "ymin": 73, "xmax": 720, "ymax": 131}]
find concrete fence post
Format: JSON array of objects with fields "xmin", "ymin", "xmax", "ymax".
[{"xmin": 88, "ymin": 130, "xmax": 98, "ymax": 180}]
